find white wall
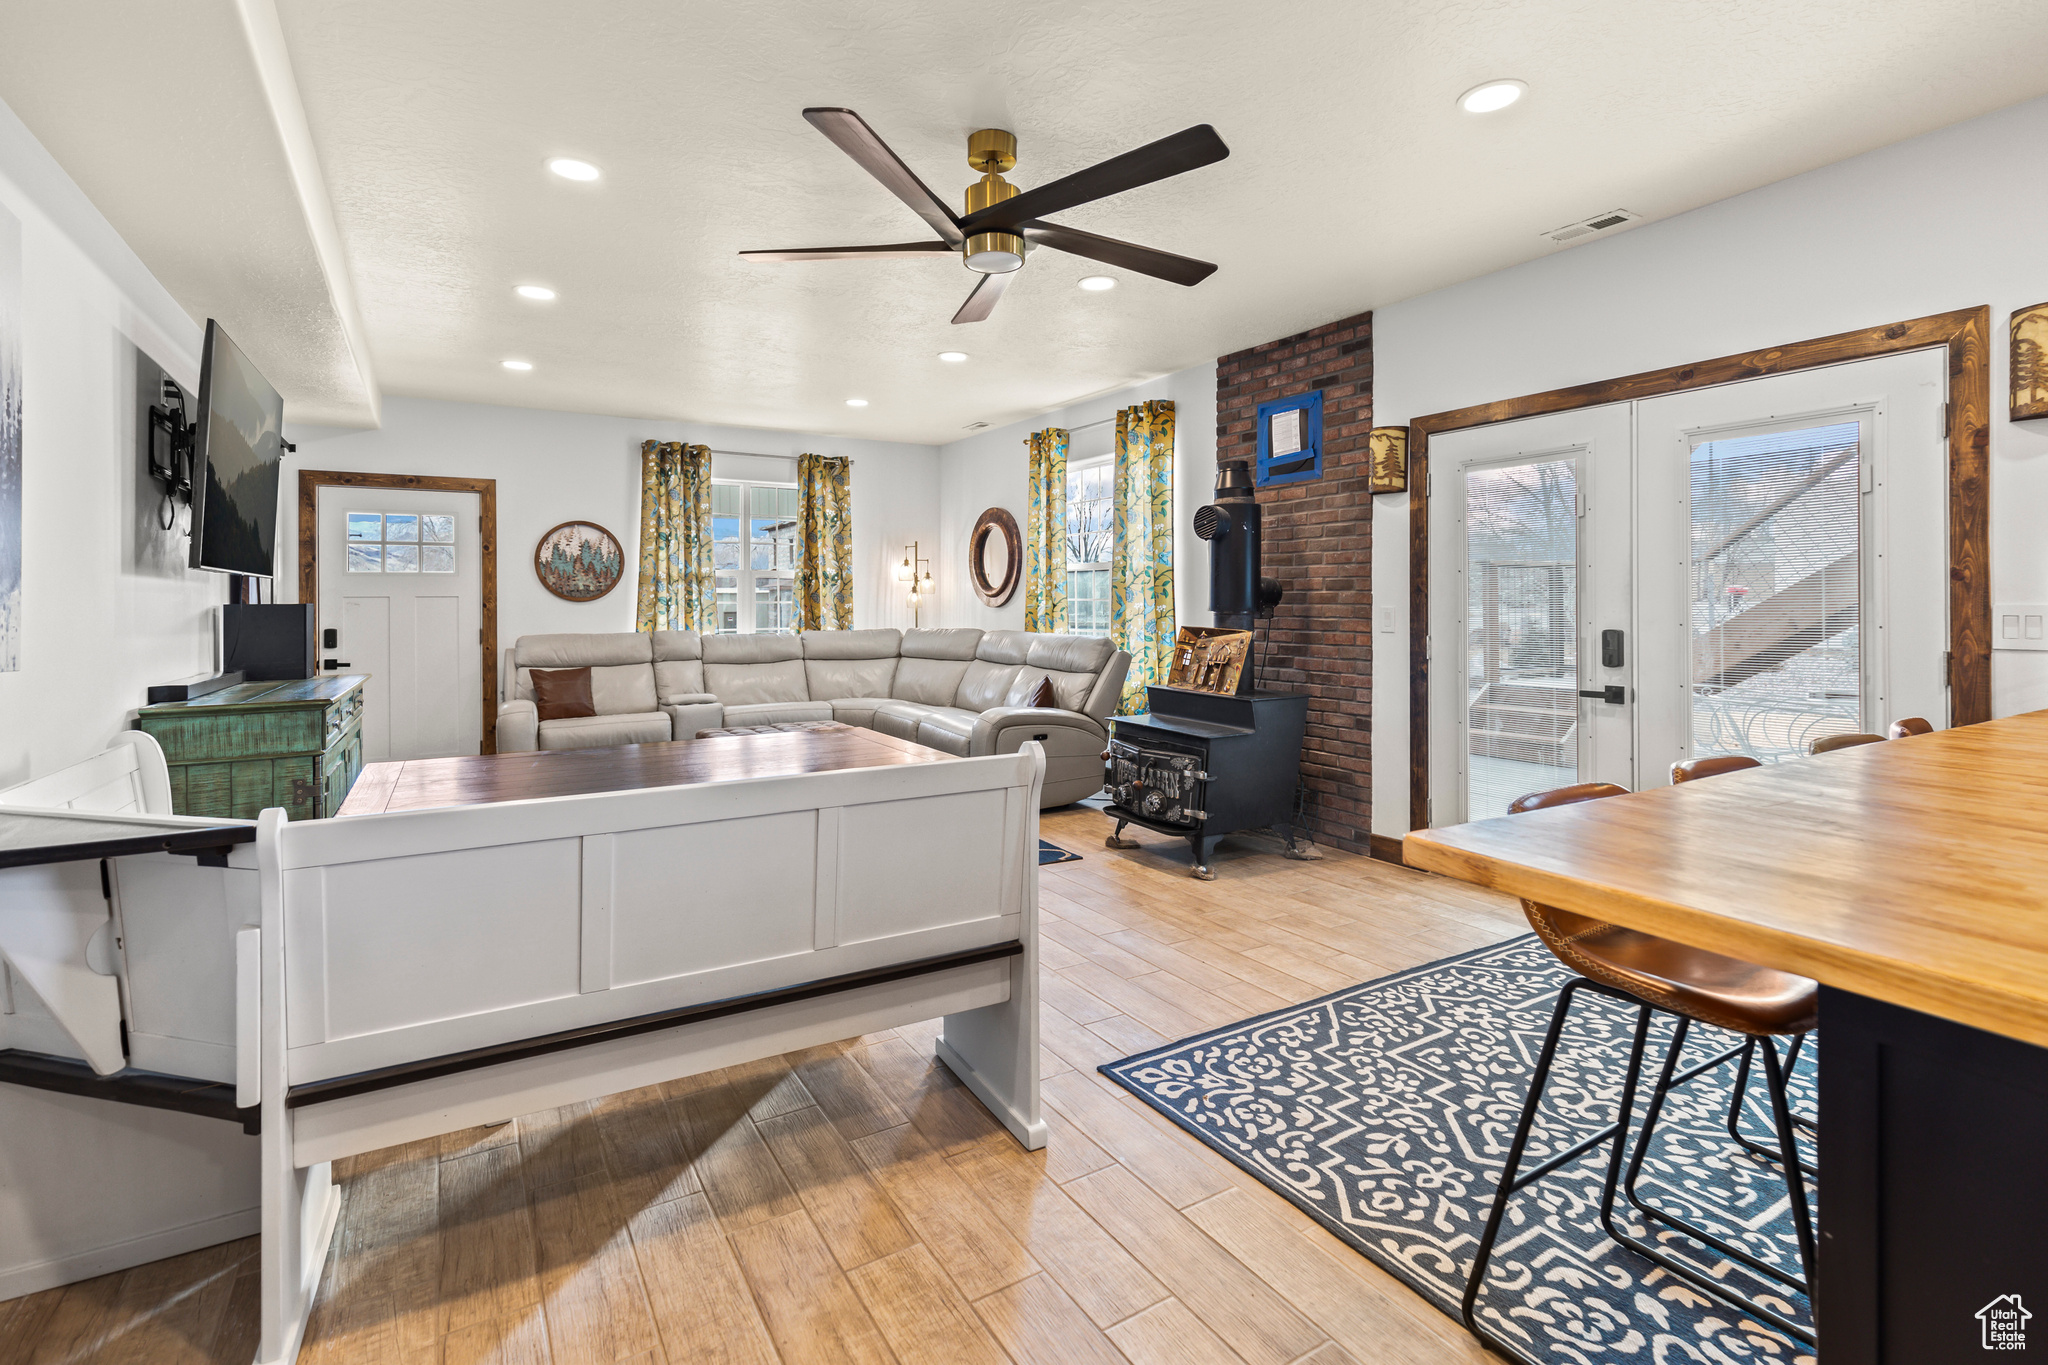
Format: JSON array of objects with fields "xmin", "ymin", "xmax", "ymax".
[
  {"xmin": 935, "ymin": 363, "xmax": 1216, "ymax": 635},
  {"xmin": 1369, "ymin": 95, "xmax": 2048, "ymax": 836},
  {"xmin": 0, "ymin": 100, "xmax": 226, "ymax": 786},
  {"xmin": 282, "ymin": 397, "xmax": 941, "ymax": 646}
]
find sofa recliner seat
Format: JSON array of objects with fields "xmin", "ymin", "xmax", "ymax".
[{"xmin": 497, "ymin": 626, "xmax": 1130, "ymax": 808}]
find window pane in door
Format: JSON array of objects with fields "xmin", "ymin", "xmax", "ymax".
[
  {"xmin": 347, "ymin": 513, "xmax": 381, "ymax": 542},
  {"xmin": 1690, "ymin": 422, "xmax": 1860, "ymax": 762},
  {"xmin": 1465, "ymin": 459, "xmax": 1578, "ymax": 821}
]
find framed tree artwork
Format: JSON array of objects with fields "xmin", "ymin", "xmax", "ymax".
[
  {"xmin": 2013, "ymin": 302, "xmax": 2048, "ymax": 421},
  {"xmin": 535, "ymin": 521, "xmax": 625, "ymax": 601}
]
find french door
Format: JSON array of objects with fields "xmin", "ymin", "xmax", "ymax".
[
  {"xmin": 1428, "ymin": 348, "xmax": 1949, "ymax": 823},
  {"xmin": 1430, "ymin": 405, "xmax": 1633, "ymax": 824}
]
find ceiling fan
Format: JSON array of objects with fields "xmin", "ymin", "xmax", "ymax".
[{"xmin": 741, "ymin": 109, "xmax": 1229, "ymax": 324}]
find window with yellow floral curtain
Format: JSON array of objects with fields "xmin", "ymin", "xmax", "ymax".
[
  {"xmin": 795, "ymin": 453, "xmax": 853, "ymax": 631},
  {"xmin": 635, "ymin": 440, "xmax": 715, "ymax": 632},
  {"xmin": 1112, "ymin": 400, "xmax": 1174, "ymax": 712},
  {"xmin": 1024, "ymin": 428, "xmax": 1069, "ymax": 632}
]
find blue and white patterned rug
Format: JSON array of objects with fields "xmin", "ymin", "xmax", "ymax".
[{"xmin": 1099, "ymin": 935, "xmax": 1818, "ymax": 1364}]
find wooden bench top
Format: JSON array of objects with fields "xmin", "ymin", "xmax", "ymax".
[{"xmin": 337, "ymin": 727, "xmax": 952, "ymax": 816}]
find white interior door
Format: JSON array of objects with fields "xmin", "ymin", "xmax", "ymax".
[
  {"xmin": 1633, "ymin": 349, "xmax": 1948, "ymax": 783},
  {"xmin": 317, "ymin": 488, "xmax": 483, "ymax": 761},
  {"xmin": 1429, "ymin": 404, "xmax": 1634, "ymax": 824}
]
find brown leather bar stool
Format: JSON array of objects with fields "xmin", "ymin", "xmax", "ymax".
[
  {"xmin": 1668, "ymin": 755, "xmax": 1818, "ymax": 1170},
  {"xmin": 1811, "ymin": 731, "xmax": 1885, "ymax": 753},
  {"xmin": 1889, "ymin": 716, "xmax": 1934, "ymax": 738},
  {"xmin": 1460, "ymin": 781, "xmax": 1820, "ymax": 1351}
]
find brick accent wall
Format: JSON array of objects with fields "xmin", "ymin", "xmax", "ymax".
[{"xmin": 1214, "ymin": 311, "xmax": 1374, "ymax": 853}]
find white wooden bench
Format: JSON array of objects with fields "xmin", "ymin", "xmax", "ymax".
[
  {"xmin": 0, "ymin": 732, "xmax": 264, "ymax": 1300},
  {"xmin": 3, "ymin": 733, "xmax": 1046, "ymax": 1363}
]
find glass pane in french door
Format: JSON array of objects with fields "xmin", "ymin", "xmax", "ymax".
[
  {"xmin": 1690, "ymin": 422, "xmax": 1859, "ymax": 762},
  {"xmin": 1464, "ymin": 459, "xmax": 1578, "ymax": 820}
]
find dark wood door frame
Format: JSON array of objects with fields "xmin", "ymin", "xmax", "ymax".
[
  {"xmin": 1407, "ymin": 306, "xmax": 1991, "ymax": 832},
  {"xmin": 298, "ymin": 470, "xmax": 501, "ymax": 756}
]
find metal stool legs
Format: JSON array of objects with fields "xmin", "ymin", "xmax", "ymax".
[
  {"xmin": 1601, "ymin": 1019, "xmax": 1818, "ymax": 1346},
  {"xmin": 1460, "ymin": 978, "xmax": 1654, "ymax": 1351},
  {"xmin": 1464, "ymin": 983, "xmax": 1819, "ymax": 1356},
  {"xmin": 1725, "ymin": 1033, "xmax": 1818, "ymax": 1176}
]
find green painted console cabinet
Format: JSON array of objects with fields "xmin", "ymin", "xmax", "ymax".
[{"xmin": 136, "ymin": 675, "xmax": 369, "ymax": 821}]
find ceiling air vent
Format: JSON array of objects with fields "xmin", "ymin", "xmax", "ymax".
[
  {"xmin": 1541, "ymin": 208, "xmax": 1642, "ymax": 245},
  {"xmin": 963, "ymin": 420, "xmax": 991, "ymax": 430}
]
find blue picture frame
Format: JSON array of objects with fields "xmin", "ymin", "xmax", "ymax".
[{"xmin": 1256, "ymin": 390, "xmax": 1322, "ymax": 487}]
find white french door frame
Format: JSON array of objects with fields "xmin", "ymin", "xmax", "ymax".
[{"xmin": 1406, "ymin": 308, "xmax": 1992, "ymax": 835}]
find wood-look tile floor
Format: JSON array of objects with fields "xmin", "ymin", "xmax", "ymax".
[{"xmin": 0, "ymin": 805, "xmax": 1526, "ymax": 1365}]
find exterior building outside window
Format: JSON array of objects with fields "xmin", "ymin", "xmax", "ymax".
[
  {"xmin": 1064, "ymin": 456, "xmax": 1112, "ymax": 637},
  {"xmin": 713, "ymin": 482, "xmax": 799, "ymax": 633}
]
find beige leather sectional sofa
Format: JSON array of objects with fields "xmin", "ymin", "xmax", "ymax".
[{"xmin": 496, "ymin": 628, "xmax": 1130, "ymax": 807}]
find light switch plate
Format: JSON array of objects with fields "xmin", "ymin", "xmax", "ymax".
[
  {"xmin": 1993, "ymin": 603, "xmax": 2048, "ymax": 650},
  {"xmin": 1376, "ymin": 606, "xmax": 1396, "ymax": 635}
]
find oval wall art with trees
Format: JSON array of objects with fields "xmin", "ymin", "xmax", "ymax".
[{"xmin": 535, "ymin": 520, "xmax": 625, "ymax": 601}]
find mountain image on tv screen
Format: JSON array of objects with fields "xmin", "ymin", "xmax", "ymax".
[{"xmin": 190, "ymin": 322, "xmax": 283, "ymax": 576}]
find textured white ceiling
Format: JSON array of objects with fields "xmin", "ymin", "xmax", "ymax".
[{"xmin": 6, "ymin": 1, "xmax": 2048, "ymax": 441}]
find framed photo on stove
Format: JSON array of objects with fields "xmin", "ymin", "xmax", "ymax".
[{"xmin": 1256, "ymin": 390, "xmax": 1322, "ymax": 487}]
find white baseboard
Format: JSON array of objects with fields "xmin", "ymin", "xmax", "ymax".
[{"xmin": 0, "ymin": 1205, "xmax": 261, "ymax": 1301}]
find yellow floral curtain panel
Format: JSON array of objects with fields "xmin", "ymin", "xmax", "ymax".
[
  {"xmin": 635, "ymin": 440, "xmax": 715, "ymax": 633},
  {"xmin": 1024, "ymin": 427, "xmax": 1069, "ymax": 633},
  {"xmin": 795, "ymin": 453, "xmax": 853, "ymax": 632},
  {"xmin": 1112, "ymin": 400, "xmax": 1175, "ymax": 712}
]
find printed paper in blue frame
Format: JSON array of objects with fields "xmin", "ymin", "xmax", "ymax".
[{"xmin": 1256, "ymin": 390, "xmax": 1322, "ymax": 487}]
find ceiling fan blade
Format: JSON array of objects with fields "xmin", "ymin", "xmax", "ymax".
[
  {"xmin": 740, "ymin": 242, "xmax": 956, "ymax": 263},
  {"xmin": 802, "ymin": 107, "xmax": 964, "ymax": 247},
  {"xmin": 1020, "ymin": 221, "xmax": 1216, "ymax": 286},
  {"xmin": 951, "ymin": 269, "xmax": 1012, "ymax": 324},
  {"xmin": 959, "ymin": 124, "xmax": 1229, "ymax": 235}
]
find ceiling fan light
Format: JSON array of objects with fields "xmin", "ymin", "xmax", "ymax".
[{"xmin": 964, "ymin": 246, "xmax": 1024, "ymax": 274}]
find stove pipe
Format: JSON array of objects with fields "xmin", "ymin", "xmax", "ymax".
[{"xmin": 1195, "ymin": 461, "xmax": 1261, "ymax": 629}]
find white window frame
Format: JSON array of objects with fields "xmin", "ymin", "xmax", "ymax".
[
  {"xmin": 1064, "ymin": 454, "xmax": 1113, "ymax": 638},
  {"xmin": 713, "ymin": 480, "xmax": 800, "ymax": 634}
]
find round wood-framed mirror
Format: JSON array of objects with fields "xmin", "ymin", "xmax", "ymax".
[{"xmin": 968, "ymin": 507, "xmax": 1022, "ymax": 607}]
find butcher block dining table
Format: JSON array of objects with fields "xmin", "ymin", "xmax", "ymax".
[{"xmin": 1404, "ymin": 710, "xmax": 2048, "ymax": 1365}]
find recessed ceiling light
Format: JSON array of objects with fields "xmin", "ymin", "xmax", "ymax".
[
  {"xmin": 547, "ymin": 158, "xmax": 600, "ymax": 181},
  {"xmin": 1078, "ymin": 276, "xmax": 1117, "ymax": 292},
  {"xmin": 515, "ymin": 284, "xmax": 556, "ymax": 301},
  {"xmin": 845, "ymin": 398, "xmax": 868, "ymax": 407},
  {"xmin": 1459, "ymin": 79, "xmax": 1526, "ymax": 113},
  {"xmin": 501, "ymin": 359, "xmax": 533, "ymax": 371},
  {"xmin": 937, "ymin": 351, "xmax": 969, "ymax": 363}
]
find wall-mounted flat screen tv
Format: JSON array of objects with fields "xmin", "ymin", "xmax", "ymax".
[{"xmin": 187, "ymin": 319, "xmax": 284, "ymax": 577}]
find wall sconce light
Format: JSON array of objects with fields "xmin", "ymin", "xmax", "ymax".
[
  {"xmin": 1367, "ymin": 425, "xmax": 1410, "ymax": 495},
  {"xmin": 901, "ymin": 540, "xmax": 933, "ymax": 627}
]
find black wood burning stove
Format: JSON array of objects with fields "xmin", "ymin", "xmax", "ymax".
[
  {"xmin": 1101, "ymin": 458, "xmax": 1311, "ymax": 879},
  {"xmin": 1103, "ymin": 686, "xmax": 1309, "ymax": 879}
]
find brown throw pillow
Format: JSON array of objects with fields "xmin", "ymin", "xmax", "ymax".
[
  {"xmin": 1028, "ymin": 676, "xmax": 1059, "ymax": 709},
  {"xmin": 530, "ymin": 667, "xmax": 596, "ymax": 721}
]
